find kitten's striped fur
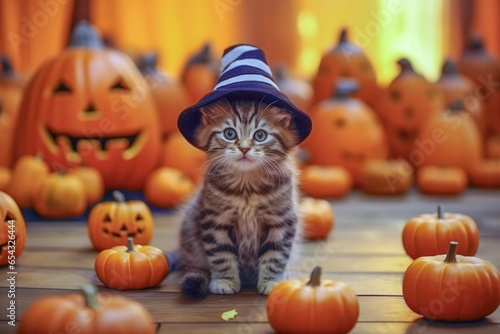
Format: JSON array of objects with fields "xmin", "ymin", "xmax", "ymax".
[{"xmin": 177, "ymin": 99, "xmax": 301, "ymax": 298}]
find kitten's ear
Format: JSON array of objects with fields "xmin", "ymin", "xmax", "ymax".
[{"xmin": 273, "ymin": 111, "xmax": 292, "ymax": 129}]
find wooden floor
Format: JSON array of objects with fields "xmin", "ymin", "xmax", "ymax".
[{"xmin": 1, "ymin": 188, "xmax": 499, "ymax": 333}]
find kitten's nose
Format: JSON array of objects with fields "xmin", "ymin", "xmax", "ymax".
[{"xmin": 240, "ymin": 147, "xmax": 250, "ymax": 155}]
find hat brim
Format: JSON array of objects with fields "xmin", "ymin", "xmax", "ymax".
[{"xmin": 177, "ymin": 82, "xmax": 312, "ymax": 149}]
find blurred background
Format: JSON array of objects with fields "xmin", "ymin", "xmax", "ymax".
[{"xmin": 1, "ymin": 0, "xmax": 499, "ymax": 83}]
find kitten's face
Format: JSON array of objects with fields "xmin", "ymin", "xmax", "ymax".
[{"xmin": 196, "ymin": 100, "xmax": 298, "ymax": 172}]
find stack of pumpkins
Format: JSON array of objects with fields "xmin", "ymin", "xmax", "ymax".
[{"xmin": 0, "ymin": 21, "xmax": 213, "ymax": 218}]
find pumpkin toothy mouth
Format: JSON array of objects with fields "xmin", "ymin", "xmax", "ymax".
[
  {"xmin": 397, "ymin": 128, "xmax": 418, "ymax": 142},
  {"xmin": 102, "ymin": 226, "xmax": 145, "ymax": 239},
  {"xmin": 0, "ymin": 239, "xmax": 12, "ymax": 256},
  {"xmin": 45, "ymin": 127, "xmax": 140, "ymax": 152}
]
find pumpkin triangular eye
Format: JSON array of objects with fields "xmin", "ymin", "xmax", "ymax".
[
  {"xmin": 110, "ymin": 79, "xmax": 129, "ymax": 91},
  {"xmin": 53, "ymin": 82, "xmax": 72, "ymax": 93},
  {"xmin": 135, "ymin": 213, "xmax": 144, "ymax": 221},
  {"xmin": 103, "ymin": 214, "xmax": 112, "ymax": 223},
  {"xmin": 84, "ymin": 103, "xmax": 97, "ymax": 114},
  {"xmin": 389, "ymin": 90, "xmax": 400, "ymax": 102}
]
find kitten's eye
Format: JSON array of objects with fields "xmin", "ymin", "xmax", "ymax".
[
  {"xmin": 223, "ymin": 128, "xmax": 237, "ymax": 140},
  {"xmin": 253, "ymin": 130, "xmax": 268, "ymax": 142}
]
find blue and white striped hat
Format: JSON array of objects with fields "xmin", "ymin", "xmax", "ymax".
[{"xmin": 178, "ymin": 44, "xmax": 312, "ymax": 149}]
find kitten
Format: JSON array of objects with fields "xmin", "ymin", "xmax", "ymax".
[{"xmin": 176, "ymin": 98, "xmax": 301, "ymax": 299}]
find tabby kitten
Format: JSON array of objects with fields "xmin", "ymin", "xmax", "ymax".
[{"xmin": 177, "ymin": 98, "xmax": 301, "ymax": 299}]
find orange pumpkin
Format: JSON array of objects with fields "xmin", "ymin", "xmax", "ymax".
[
  {"xmin": 0, "ymin": 191, "xmax": 26, "ymax": 265},
  {"xmin": 312, "ymin": 27, "xmax": 378, "ymax": 110},
  {"xmin": 437, "ymin": 59, "xmax": 486, "ymax": 137},
  {"xmin": 88, "ymin": 191, "xmax": 154, "ymax": 251},
  {"xmin": 0, "ymin": 167, "xmax": 10, "ymax": 191},
  {"xmin": 305, "ymin": 80, "xmax": 388, "ymax": 185},
  {"xmin": 458, "ymin": 35, "xmax": 500, "ymax": 136},
  {"xmin": 267, "ymin": 266, "xmax": 359, "ymax": 334},
  {"xmin": 180, "ymin": 42, "xmax": 219, "ymax": 103},
  {"xmin": 95, "ymin": 237, "xmax": 168, "ymax": 290},
  {"xmin": 300, "ymin": 165, "xmax": 352, "ymax": 198},
  {"xmin": 68, "ymin": 166, "xmax": 104, "ymax": 204},
  {"xmin": 402, "ymin": 205, "xmax": 479, "ymax": 259},
  {"xmin": 18, "ymin": 284, "xmax": 156, "ymax": 334},
  {"xmin": 12, "ymin": 21, "xmax": 161, "ymax": 190},
  {"xmin": 470, "ymin": 159, "xmax": 500, "ymax": 188},
  {"xmin": 416, "ymin": 101, "xmax": 482, "ymax": 176},
  {"xmin": 299, "ymin": 198, "xmax": 335, "ymax": 240},
  {"xmin": 381, "ymin": 58, "xmax": 443, "ymax": 161},
  {"xmin": 417, "ymin": 166, "xmax": 467, "ymax": 195},
  {"xmin": 403, "ymin": 241, "xmax": 500, "ymax": 321},
  {"xmin": 145, "ymin": 167, "xmax": 195, "ymax": 208},
  {"xmin": 137, "ymin": 52, "xmax": 191, "ymax": 137},
  {"xmin": 361, "ymin": 159, "xmax": 413, "ymax": 195},
  {"xmin": 274, "ymin": 65, "xmax": 312, "ymax": 113},
  {"xmin": 159, "ymin": 131, "xmax": 206, "ymax": 182},
  {"xmin": 33, "ymin": 170, "xmax": 87, "ymax": 218},
  {"xmin": 7, "ymin": 154, "xmax": 49, "ymax": 208},
  {"xmin": 0, "ymin": 56, "xmax": 23, "ymax": 167}
]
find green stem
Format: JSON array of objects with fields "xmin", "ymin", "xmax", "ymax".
[
  {"xmin": 82, "ymin": 284, "xmax": 99, "ymax": 309},
  {"xmin": 112, "ymin": 191, "xmax": 126, "ymax": 203},
  {"xmin": 437, "ymin": 204, "xmax": 444, "ymax": 219},
  {"xmin": 126, "ymin": 237, "xmax": 136, "ymax": 253},
  {"xmin": 306, "ymin": 266, "xmax": 322, "ymax": 287},
  {"xmin": 444, "ymin": 241, "xmax": 458, "ymax": 263}
]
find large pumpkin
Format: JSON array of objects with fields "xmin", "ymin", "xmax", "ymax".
[
  {"xmin": 305, "ymin": 80, "xmax": 388, "ymax": 185},
  {"xmin": 0, "ymin": 55, "xmax": 23, "ymax": 167},
  {"xmin": 381, "ymin": 58, "xmax": 443, "ymax": 162},
  {"xmin": 0, "ymin": 191, "xmax": 26, "ymax": 265},
  {"xmin": 11, "ymin": 21, "xmax": 161, "ymax": 190},
  {"xmin": 312, "ymin": 28, "xmax": 378, "ymax": 111}
]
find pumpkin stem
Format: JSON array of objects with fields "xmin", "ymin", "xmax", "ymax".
[
  {"xmin": 467, "ymin": 35, "xmax": 485, "ymax": 52},
  {"xmin": 437, "ymin": 204, "xmax": 444, "ymax": 219},
  {"xmin": 338, "ymin": 27, "xmax": 348, "ymax": 44},
  {"xmin": 1, "ymin": 55, "xmax": 14, "ymax": 77},
  {"xmin": 188, "ymin": 42, "xmax": 213, "ymax": 66},
  {"xmin": 68, "ymin": 20, "xmax": 104, "ymax": 49},
  {"xmin": 444, "ymin": 241, "xmax": 459, "ymax": 263},
  {"xmin": 126, "ymin": 237, "xmax": 136, "ymax": 253},
  {"xmin": 448, "ymin": 100, "xmax": 464, "ymax": 113},
  {"xmin": 440, "ymin": 59, "xmax": 459, "ymax": 77},
  {"xmin": 306, "ymin": 266, "xmax": 322, "ymax": 287},
  {"xmin": 397, "ymin": 58, "xmax": 415, "ymax": 74},
  {"xmin": 112, "ymin": 191, "xmax": 126, "ymax": 203},
  {"xmin": 82, "ymin": 284, "xmax": 100, "ymax": 309},
  {"xmin": 273, "ymin": 64, "xmax": 286, "ymax": 82},
  {"xmin": 334, "ymin": 79, "xmax": 359, "ymax": 99},
  {"xmin": 137, "ymin": 52, "xmax": 159, "ymax": 75}
]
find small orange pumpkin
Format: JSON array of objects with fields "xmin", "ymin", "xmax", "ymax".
[
  {"xmin": 159, "ymin": 131, "xmax": 206, "ymax": 182},
  {"xmin": 144, "ymin": 167, "xmax": 195, "ymax": 208},
  {"xmin": 88, "ymin": 191, "xmax": 154, "ymax": 251},
  {"xmin": 68, "ymin": 166, "xmax": 104, "ymax": 204},
  {"xmin": 299, "ymin": 198, "xmax": 335, "ymax": 240},
  {"xmin": 0, "ymin": 191, "xmax": 26, "ymax": 265},
  {"xmin": 417, "ymin": 166, "xmax": 468, "ymax": 195},
  {"xmin": 403, "ymin": 241, "xmax": 500, "ymax": 321},
  {"xmin": 267, "ymin": 266, "xmax": 359, "ymax": 334},
  {"xmin": 0, "ymin": 167, "xmax": 10, "ymax": 191},
  {"xmin": 18, "ymin": 284, "xmax": 156, "ymax": 334},
  {"xmin": 470, "ymin": 159, "xmax": 500, "ymax": 188},
  {"xmin": 95, "ymin": 237, "xmax": 168, "ymax": 290},
  {"xmin": 300, "ymin": 165, "xmax": 352, "ymax": 198},
  {"xmin": 33, "ymin": 170, "xmax": 87, "ymax": 218},
  {"xmin": 180, "ymin": 42, "xmax": 219, "ymax": 103},
  {"xmin": 402, "ymin": 205, "xmax": 479, "ymax": 259},
  {"xmin": 7, "ymin": 154, "xmax": 49, "ymax": 208},
  {"xmin": 361, "ymin": 159, "xmax": 413, "ymax": 195}
]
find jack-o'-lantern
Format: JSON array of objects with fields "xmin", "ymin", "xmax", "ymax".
[
  {"xmin": 180, "ymin": 42, "xmax": 219, "ymax": 103},
  {"xmin": 381, "ymin": 58, "xmax": 443, "ymax": 162},
  {"xmin": 312, "ymin": 28, "xmax": 378, "ymax": 110},
  {"xmin": 416, "ymin": 101, "xmax": 482, "ymax": 177},
  {"xmin": 0, "ymin": 191, "xmax": 26, "ymax": 265},
  {"xmin": 458, "ymin": 35, "xmax": 500, "ymax": 136},
  {"xmin": 88, "ymin": 191, "xmax": 154, "ymax": 251},
  {"xmin": 11, "ymin": 21, "xmax": 161, "ymax": 190},
  {"xmin": 137, "ymin": 52, "xmax": 190, "ymax": 138},
  {"xmin": 437, "ymin": 59, "xmax": 486, "ymax": 138},
  {"xmin": 274, "ymin": 65, "xmax": 312, "ymax": 113},
  {"xmin": 0, "ymin": 56, "xmax": 23, "ymax": 167},
  {"xmin": 305, "ymin": 80, "xmax": 388, "ymax": 185}
]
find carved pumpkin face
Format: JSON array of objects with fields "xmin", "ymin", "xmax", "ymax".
[
  {"xmin": 312, "ymin": 28, "xmax": 378, "ymax": 108},
  {"xmin": 306, "ymin": 81, "xmax": 388, "ymax": 185},
  {"xmin": 381, "ymin": 59, "xmax": 443, "ymax": 161},
  {"xmin": 12, "ymin": 22, "xmax": 160, "ymax": 190},
  {"xmin": 88, "ymin": 191, "xmax": 153, "ymax": 251},
  {"xmin": 0, "ymin": 191, "xmax": 26, "ymax": 265}
]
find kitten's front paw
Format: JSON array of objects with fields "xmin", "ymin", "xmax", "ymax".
[
  {"xmin": 209, "ymin": 279, "xmax": 241, "ymax": 295},
  {"xmin": 258, "ymin": 280, "xmax": 280, "ymax": 295}
]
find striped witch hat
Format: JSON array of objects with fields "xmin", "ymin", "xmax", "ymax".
[{"xmin": 177, "ymin": 44, "xmax": 312, "ymax": 149}]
